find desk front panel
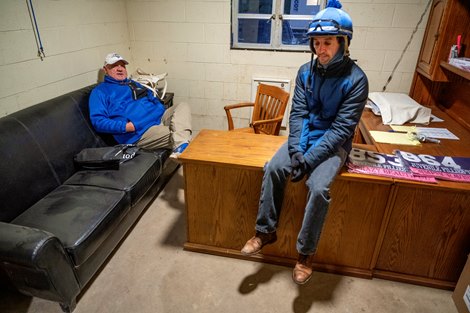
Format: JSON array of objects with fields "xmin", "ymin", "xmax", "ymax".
[
  {"xmin": 183, "ymin": 159, "xmax": 393, "ymax": 277},
  {"xmin": 184, "ymin": 163, "xmax": 263, "ymax": 250},
  {"xmin": 375, "ymin": 184, "xmax": 470, "ymax": 287},
  {"xmin": 181, "ymin": 129, "xmax": 468, "ymax": 288}
]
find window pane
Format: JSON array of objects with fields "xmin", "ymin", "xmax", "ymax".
[
  {"xmin": 238, "ymin": 19, "xmax": 271, "ymax": 44},
  {"xmin": 282, "ymin": 19, "xmax": 311, "ymax": 45},
  {"xmin": 283, "ymin": 0, "xmax": 319, "ymax": 15},
  {"xmin": 239, "ymin": 0, "xmax": 273, "ymax": 14},
  {"xmin": 232, "ymin": 0, "xmax": 325, "ymax": 50}
]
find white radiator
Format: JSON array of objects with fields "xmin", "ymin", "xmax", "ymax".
[{"xmin": 251, "ymin": 77, "xmax": 291, "ymax": 128}]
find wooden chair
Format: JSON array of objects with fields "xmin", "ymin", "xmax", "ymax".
[{"xmin": 224, "ymin": 84, "xmax": 290, "ymax": 136}]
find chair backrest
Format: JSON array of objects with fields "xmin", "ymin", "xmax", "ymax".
[{"xmin": 252, "ymin": 84, "xmax": 290, "ymax": 135}]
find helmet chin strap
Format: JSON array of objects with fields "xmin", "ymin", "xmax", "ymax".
[
  {"xmin": 309, "ymin": 37, "xmax": 315, "ymax": 54},
  {"xmin": 342, "ymin": 35, "xmax": 350, "ymax": 57}
]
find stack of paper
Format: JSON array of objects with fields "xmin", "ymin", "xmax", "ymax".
[
  {"xmin": 449, "ymin": 57, "xmax": 470, "ymax": 72},
  {"xmin": 347, "ymin": 149, "xmax": 470, "ymax": 183},
  {"xmin": 347, "ymin": 148, "xmax": 435, "ymax": 183},
  {"xmin": 396, "ymin": 150, "xmax": 470, "ymax": 182}
]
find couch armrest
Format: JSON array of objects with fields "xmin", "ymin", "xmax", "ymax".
[{"xmin": 0, "ymin": 222, "xmax": 80, "ymax": 310}]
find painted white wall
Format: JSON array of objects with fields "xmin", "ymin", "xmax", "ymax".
[
  {"xmin": 0, "ymin": 0, "xmax": 430, "ymax": 133},
  {"xmin": 127, "ymin": 0, "xmax": 430, "ymax": 131},
  {"xmin": 0, "ymin": 0, "xmax": 130, "ymax": 116}
]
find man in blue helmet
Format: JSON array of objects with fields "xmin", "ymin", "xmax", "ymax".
[{"xmin": 241, "ymin": 0, "xmax": 368, "ymax": 285}]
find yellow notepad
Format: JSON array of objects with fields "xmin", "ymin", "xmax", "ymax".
[{"xmin": 369, "ymin": 131, "xmax": 421, "ymax": 145}]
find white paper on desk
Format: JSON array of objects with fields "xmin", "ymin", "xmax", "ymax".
[
  {"xmin": 430, "ymin": 114, "xmax": 444, "ymax": 122},
  {"xmin": 416, "ymin": 127, "xmax": 460, "ymax": 140}
]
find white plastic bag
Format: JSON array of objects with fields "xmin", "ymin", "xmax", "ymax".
[{"xmin": 131, "ymin": 68, "xmax": 168, "ymax": 99}]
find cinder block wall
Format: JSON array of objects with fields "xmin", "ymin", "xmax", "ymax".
[
  {"xmin": 0, "ymin": 0, "xmax": 130, "ymax": 116},
  {"xmin": 1, "ymin": 0, "xmax": 429, "ymax": 133},
  {"xmin": 127, "ymin": 0, "xmax": 429, "ymax": 132},
  {"xmin": 350, "ymin": 0, "xmax": 428, "ymax": 92}
]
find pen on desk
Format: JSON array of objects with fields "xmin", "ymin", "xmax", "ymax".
[
  {"xmin": 418, "ymin": 135, "xmax": 440, "ymax": 144},
  {"xmin": 407, "ymin": 132, "xmax": 440, "ymax": 144}
]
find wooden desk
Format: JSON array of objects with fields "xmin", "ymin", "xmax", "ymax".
[
  {"xmin": 359, "ymin": 108, "xmax": 470, "ymax": 158},
  {"xmin": 180, "ymin": 128, "xmax": 470, "ymax": 289},
  {"xmin": 357, "ymin": 108, "xmax": 470, "ymax": 289},
  {"xmin": 180, "ymin": 130, "xmax": 393, "ymax": 279},
  {"xmin": 393, "ymin": 0, "xmax": 470, "ymax": 289}
]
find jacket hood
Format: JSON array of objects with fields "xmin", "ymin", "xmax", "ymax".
[{"xmin": 314, "ymin": 54, "xmax": 353, "ymax": 78}]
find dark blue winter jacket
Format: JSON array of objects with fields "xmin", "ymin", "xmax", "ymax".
[
  {"xmin": 89, "ymin": 76, "xmax": 165, "ymax": 144},
  {"xmin": 288, "ymin": 56, "xmax": 368, "ymax": 170}
]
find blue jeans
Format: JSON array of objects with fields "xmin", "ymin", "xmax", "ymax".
[{"xmin": 255, "ymin": 142, "xmax": 348, "ymax": 255}]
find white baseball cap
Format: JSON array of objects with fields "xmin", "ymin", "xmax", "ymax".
[{"xmin": 104, "ymin": 53, "xmax": 129, "ymax": 66}]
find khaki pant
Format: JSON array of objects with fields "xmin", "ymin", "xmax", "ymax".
[{"xmin": 137, "ymin": 102, "xmax": 192, "ymax": 150}]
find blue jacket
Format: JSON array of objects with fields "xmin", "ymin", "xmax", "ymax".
[
  {"xmin": 89, "ymin": 76, "xmax": 165, "ymax": 144},
  {"xmin": 288, "ymin": 56, "xmax": 368, "ymax": 170}
]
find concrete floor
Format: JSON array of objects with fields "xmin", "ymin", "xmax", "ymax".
[{"xmin": 0, "ymin": 168, "xmax": 459, "ymax": 313}]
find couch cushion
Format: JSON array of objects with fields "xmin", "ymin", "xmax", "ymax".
[
  {"xmin": 12, "ymin": 185, "xmax": 129, "ymax": 266},
  {"xmin": 0, "ymin": 117, "xmax": 61, "ymax": 222},
  {"xmin": 64, "ymin": 150, "xmax": 166, "ymax": 205}
]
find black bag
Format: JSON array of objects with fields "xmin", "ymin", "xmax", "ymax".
[
  {"xmin": 128, "ymin": 81, "xmax": 148, "ymax": 100},
  {"xmin": 74, "ymin": 144, "xmax": 140, "ymax": 170}
]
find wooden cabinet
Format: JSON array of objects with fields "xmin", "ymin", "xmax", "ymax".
[
  {"xmin": 410, "ymin": 0, "xmax": 470, "ymax": 131},
  {"xmin": 417, "ymin": 0, "xmax": 447, "ymax": 80},
  {"xmin": 415, "ymin": 0, "xmax": 470, "ymax": 81}
]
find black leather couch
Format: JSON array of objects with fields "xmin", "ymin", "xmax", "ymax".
[{"xmin": 0, "ymin": 85, "xmax": 179, "ymax": 312}]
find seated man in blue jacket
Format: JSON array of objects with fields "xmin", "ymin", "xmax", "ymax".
[
  {"xmin": 89, "ymin": 53, "xmax": 192, "ymax": 157},
  {"xmin": 241, "ymin": 0, "xmax": 369, "ymax": 285}
]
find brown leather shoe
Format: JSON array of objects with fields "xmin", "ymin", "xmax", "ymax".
[
  {"xmin": 241, "ymin": 231, "xmax": 277, "ymax": 256},
  {"xmin": 292, "ymin": 254, "xmax": 314, "ymax": 285}
]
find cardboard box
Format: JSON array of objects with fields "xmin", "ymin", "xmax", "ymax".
[{"xmin": 453, "ymin": 254, "xmax": 470, "ymax": 313}]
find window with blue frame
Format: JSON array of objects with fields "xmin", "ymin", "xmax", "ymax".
[{"xmin": 232, "ymin": 0, "xmax": 324, "ymax": 51}]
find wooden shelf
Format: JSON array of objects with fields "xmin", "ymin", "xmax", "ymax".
[{"xmin": 440, "ymin": 61, "xmax": 470, "ymax": 81}]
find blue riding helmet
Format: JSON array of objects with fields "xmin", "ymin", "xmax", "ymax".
[{"xmin": 307, "ymin": 0, "xmax": 353, "ymax": 41}]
